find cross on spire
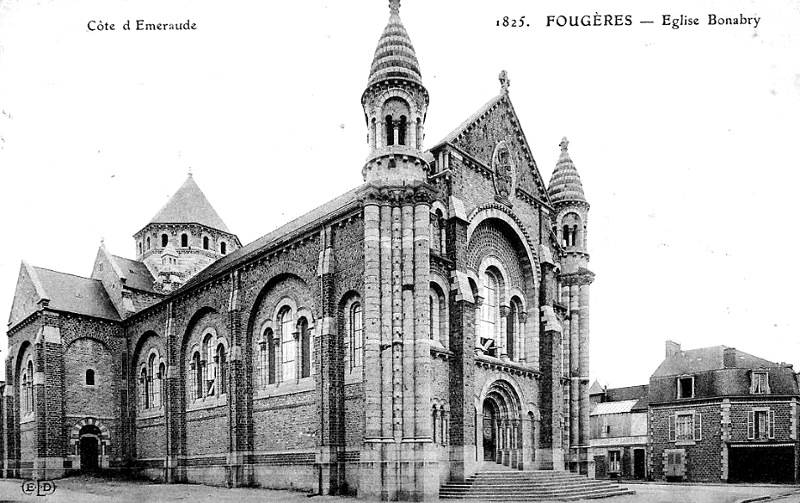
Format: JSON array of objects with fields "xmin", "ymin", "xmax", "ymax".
[
  {"xmin": 389, "ymin": 0, "xmax": 400, "ymax": 15},
  {"xmin": 560, "ymin": 137, "xmax": 569, "ymax": 152},
  {"xmin": 499, "ymin": 70, "xmax": 510, "ymax": 93}
]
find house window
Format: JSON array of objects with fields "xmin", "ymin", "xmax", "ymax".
[
  {"xmin": 203, "ymin": 236, "xmax": 209, "ymax": 250},
  {"xmin": 161, "ymin": 234, "xmax": 168, "ymax": 247},
  {"xmin": 608, "ymin": 450, "xmax": 621, "ymax": 473},
  {"xmin": 669, "ymin": 412, "xmax": 702, "ymax": 442},
  {"xmin": 748, "ymin": 409, "xmax": 775, "ymax": 440},
  {"xmin": 279, "ymin": 307, "xmax": 295, "ymax": 381},
  {"xmin": 85, "ymin": 369, "xmax": 95, "ymax": 386},
  {"xmin": 181, "ymin": 233, "xmax": 188, "ymax": 247},
  {"xmin": 677, "ymin": 376, "xmax": 694, "ymax": 399},
  {"xmin": 349, "ymin": 303, "xmax": 363, "ymax": 370},
  {"xmin": 751, "ymin": 372, "xmax": 769, "ymax": 394}
]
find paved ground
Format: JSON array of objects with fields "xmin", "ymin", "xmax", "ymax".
[{"xmin": 0, "ymin": 476, "xmax": 796, "ymax": 503}]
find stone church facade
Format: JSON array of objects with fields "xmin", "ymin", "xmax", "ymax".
[{"xmin": 2, "ymin": 2, "xmax": 594, "ymax": 500}]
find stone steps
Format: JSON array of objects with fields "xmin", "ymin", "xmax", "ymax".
[{"xmin": 440, "ymin": 469, "xmax": 635, "ymax": 501}]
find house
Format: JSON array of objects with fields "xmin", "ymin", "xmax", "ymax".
[
  {"xmin": 649, "ymin": 340, "xmax": 800, "ymax": 483},
  {"xmin": 589, "ymin": 382, "xmax": 648, "ymax": 480}
]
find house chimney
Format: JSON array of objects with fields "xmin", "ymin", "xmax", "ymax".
[
  {"xmin": 666, "ymin": 340, "xmax": 681, "ymax": 358},
  {"xmin": 723, "ymin": 347, "xmax": 737, "ymax": 368}
]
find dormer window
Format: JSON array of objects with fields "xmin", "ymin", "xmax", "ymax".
[
  {"xmin": 751, "ymin": 371, "xmax": 770, "ymax": 394},
  {"xmin": 677, "ymin": 375, "xmax": 694, "ymax": 399}
]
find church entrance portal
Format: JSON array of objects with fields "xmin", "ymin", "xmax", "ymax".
[{"xmin": 483, "ymin": 402, "xmax": 497, "ymax": 461}]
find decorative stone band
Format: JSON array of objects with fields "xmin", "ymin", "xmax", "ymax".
[
  {"xmin": 362, "ymin": 147, "xmax": 430, "ymax": 184},
  {"xmin": 561, "ymin": 269, "xmax": 595, "ymax": 286},
  {"xmin": 359, "ymin": 182, "xmax": 436, "ymax": 206}
]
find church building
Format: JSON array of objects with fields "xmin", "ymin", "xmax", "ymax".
[{"xmin": 2, "ymin": 2, "xmax": 594, "ymax": 500}]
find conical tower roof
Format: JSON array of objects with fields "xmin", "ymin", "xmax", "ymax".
[
  {"xmin": 366, "ymin": 0, "xmax": 423, "ymax": 87},
  {"xmin": 548, "ymin": 137, "xmax": 586, "ymax": 205},
  {"xmin": 149, "ymin": 175, "xmax": 231, "ymax": 233}
]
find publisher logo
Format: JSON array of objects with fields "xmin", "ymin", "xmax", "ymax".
[{"xmin": 21, "ymin": 479, "xmax": 56, "ymax": 496}]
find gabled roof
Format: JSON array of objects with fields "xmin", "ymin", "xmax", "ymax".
[
  {"xmin": 429, "ymin": 91, "xmax": 551, "ymax": 203},
  {"xmin": 652, "ymin": 345, "xmax": 777, "ymax": 378},
  {"xmin": 149, "ymin": 175, "xmax": 231, "ymax": 233},
  {"xmin": 9, "ymin": 262, "xmax": 120, "ymax": 327},
  {"xmin": 111, "ymin": 255, "xmax": 158, "ymax": 294}
]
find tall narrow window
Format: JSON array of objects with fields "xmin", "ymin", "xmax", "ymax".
[
  {"xmin": 220, "ymin": 242, "xmax": 227, "ymax": 255},
  {"xmin": 148, "ymin": 354, "xmax": 157, "ymax": 407},
  {"xmin": 398, "ymin": 115, "xmax": 407, "ymax": 145},
  {"xmin": 266, "ymin": 329, "xmax": 276, "ymax": 384},
  {"xmin": 141, "ymin": 367, "xmax": 149, "ymax": 409},
  {"xmin": 203, "ymin": 236, "xmax": 209, "ymax": 250},
  {"xmin": 350, "ymin": 303, "xmax": 363, "ymax": 370},
  {"xmin": 507, "ymin": 302, "xmax": 517, "ymax": 360},
  {"xmin": 385, "ymin": 115, "xmax": 394, "ymax": 146},
  {"xmin": 161, "ymin": 234, "xmax": 168, "ymax": 247},
  {"xmin": 481, "ymin": 271, "xmax": 499, "ymax": 356},
  {"xmin": 146, "ymin": 237, "xmax": 151, "ymax": 250},
  {"xmin": 138, "ymin": 242, "xmax": 143, "ymax": 255},
  {"xmin": 204, "ymin": 335, "xmax": 216, "ymax": 396},
  {"xmin": 85, "ymin": 369, "xmax": 95, "ymax": 386},
  {"xmin": 192, "ymin": 352, "xmax": 202, "ymax": 401},
  {"xmin": 280, "ymin": 307, "xmax": 295, "ymax": 381},
  {"xmin": 436, "ymin": 209, "xmax": 446, "ymax": 254},
  {"xmin": 181, "ymin": 233, "xmax": 188, "ymax": 247},
  {"xmin": 159, "ymin": 362, "xmax": 165, "ymax": 407},
  {"xmin": 217, "ymin": 344, "xmax": 227, "ymax": 394},
  {"xmin": 299, "ymin": 318, "xmax": 311, "ymax": 378}
]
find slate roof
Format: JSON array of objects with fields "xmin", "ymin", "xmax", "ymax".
[
  {"xmin": 367, "ymin": 1, "xmax": 423, "ymax": 87},
  {"xmin": 606, "ymin": 384, "xmax": 649, "ymax": 402},
  {"xmin": 434, "ymin": 93, "xmax": 504, "ymax": 148},
  {"xmin": 590, "ymin": 399, "xmax": 640, "ymax": 416},
  {"xmin": 548, "ymin": 137, "xmax": 586, "ymax": 204},
  {"xmin": 32, "ymin": 267, "xmax": 120, "ymax": 321},
  {"xmin": 149, "ymin": 175, "xmax": 231, "ymax": 233},
  {"xmin": 177, "ymin": 184, "xmax": 364, "ymax": 293},
  {"xmin": 652, "ymin": 345, "xmax": 776, "ymax": 378},
  {"xmin": 111, "ymin": 255, "xmax": 158, "ymax": 294}
]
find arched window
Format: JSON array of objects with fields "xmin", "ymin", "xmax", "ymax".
[
  {"xmin": 138, "ymin": 241, "xmax": 143, "ymax": 255},
  {"xmin": 148, "ymin": 354, "xmax": 157, "ymax": 407},
  {"xmin": 481, "ymin": 270, "xmax": 500, "ymax": 357},
  {"xmin": 279, "ymin": 307, "xmax": 295, "ymax": 381},
  {"xmin": 350, "ymin": 303, "xmax": 363, "ymax": 370},
  {"xmin": 266, "ymin": 329, "xmax": 276, "ymax": 385},
  {"xmin": 140, "ymin": 367, "xmax": 149, "ymax": 409},
  {"xmin": 192, "ymin": 351, "xmax": 202, "ymax": 401},
  {"xmin": 161, "ymin": 234, "xmax": 168, "ymax": 247},
  {"xmin": 159, "ymin": 362, "xmax": 166, "ymax": 406},
  {"xmin": 181, "ymin": 233, "xmax": 188, "ymax": 247},
  {"xmin": 429, "ymin": 283, "xmax": 448, "ymax": 347},
  {"xmin": 146, "ymin": 236, "xmax": 151, "ymax": 250},
  {"xmin": 217, "ymin": 343, "xmax": 227, "ymax": 394},
  {"xmin": 203, "ymin": 236, "xmax": 209, "ymax": 250},
  {"xmin": 85, "ymin": 369, "xmax": 95, "ymax": 386},
  {"xmin": 385, "ymin": 115, "xmax": 394, "ymax": 146},
  {"xmin": 432, "ymin": 406, "xmax": 438, "ymax": 443},
  {"xmin": 398, "ymin": 115, "xmax": 407, "ymax": 145},
  {"xmin": 436, "ymin": 209, "xmax": 446, "ymax": 254},
  {"xmin": 299, "ymin": 317, "xmax": 311, "ymax": 378},
  {"xmin": 507, "ymin": 302, "xmax": 518, "ymax": 361},
  {"xmin": 220, "ymin": 241, "xmax": 227, "ymax": 255},
  {"xmin": 21, "ymin": 360, "xmax": 34, "ymax": 414},
  {"xmin": 204, "ymin": 334, "xmax": 216, "ymax": 396}
]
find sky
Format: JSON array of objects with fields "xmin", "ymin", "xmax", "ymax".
[{"xmin": 0, "ymin": 0, "xmax": 799, "ymax": 387}]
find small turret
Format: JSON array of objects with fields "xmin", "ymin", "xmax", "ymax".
[
  {"xmin": 548, "ymin": 137, "xmax": 590, "ymax": 267},
  {"xmin": 361, "ymin": 0, "xmax": 430, "ymax": 185}
]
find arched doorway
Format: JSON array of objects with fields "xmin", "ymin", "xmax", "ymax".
[
  {"xmin": 479, "ymin": 379, "xmax": 524, "ymax": 469},
  {"xmin": 78, "ymin": 425, "xmax": 101, "ymax": 471},
  {"xmin": 483, "ymin": 401, "xmax": 498, "ymax": 461}
]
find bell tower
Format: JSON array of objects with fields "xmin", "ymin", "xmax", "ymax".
[
  {"xmin": 358, "ymin": 1, "xmax": 438, "ymax": 500},
  {"xmin": 361, "ymin": 0, "xmax": 430, "ymax": 185}
]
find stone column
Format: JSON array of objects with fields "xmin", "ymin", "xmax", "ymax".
[
  {"xmin": 359, "ymin": 185, "xmax": 437, "ymax": 501},
  {"xmin": 33, "ymin": 316, "xmax": 66, "ymax": 480},
  {"xmin": 578, "ymin": 283, "xmax": 591, "ymax": 451},
  {"xmin": 316, "ymin": 227, "xmax": 346, "ymax": 494}
]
